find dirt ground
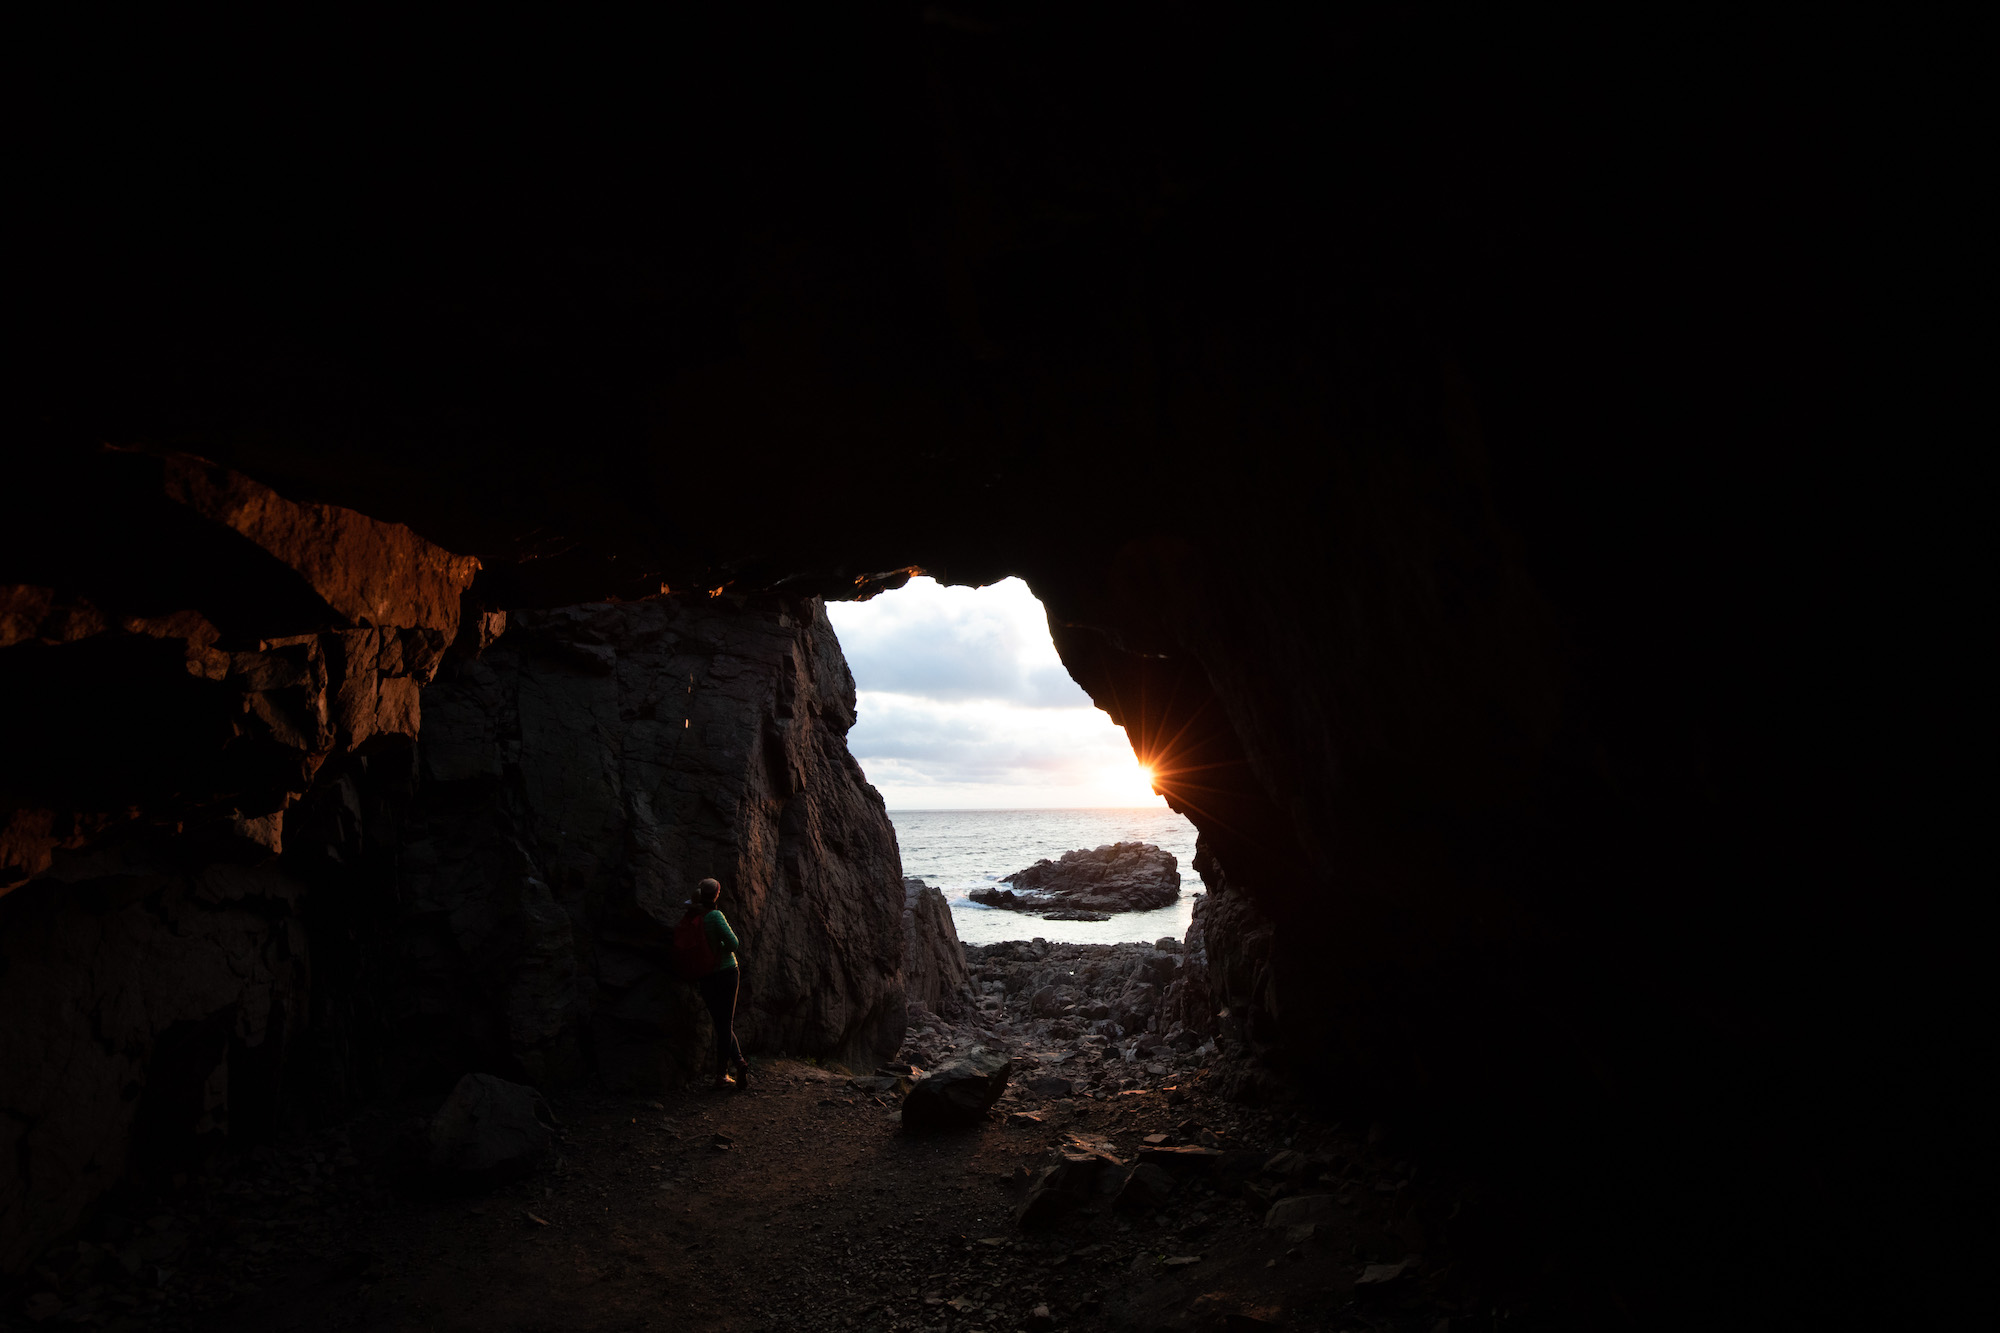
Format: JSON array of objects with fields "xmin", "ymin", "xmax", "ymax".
[{"xmin": 12, "ymin": 1054, "xmax": 1487, "ymax": 1333}]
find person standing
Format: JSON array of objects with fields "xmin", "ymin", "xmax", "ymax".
[{"xmin": 683, "ymin": 877, "xmax": 749, "ymax": 1091}]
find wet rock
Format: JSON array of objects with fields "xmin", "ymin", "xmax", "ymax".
[
  {"xmin": 424, "ymin": 1073, "xmax": 558, "ymax": 1188},
  {"xmin": 971, "ymin": 843, "xmax": 1180, "ymax": 915},
  {"xmin": 902, "ymin": 1051, "xmax": 1013, "ymax": 1130}
]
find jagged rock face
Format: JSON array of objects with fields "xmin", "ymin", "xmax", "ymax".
[
  {"xmin": 974, "ymin": 842, "xmax": 1180, "ymax": 916},
  {"xmin": 389, "ymin": 597, "xmax": 908, "ymax": 1088},
  {"xmin": 903, "ymin": 878, "xmax": 973, "ymax": 1019},
  {"xmin": 0, "ymin": 453, "xmax": 478, "ymax": 1274},
  {"xmin": 1169, "ymin": 839, "xmax": 1275, "ymax": 1048},
  {"xmin": 1, "ymin": 449, "xmax": 477, "ymax": 890}
]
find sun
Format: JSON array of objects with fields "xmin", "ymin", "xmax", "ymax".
[{"xmin": 1094, "ymin": 759, "xmax": 1166, "ymax": 807}]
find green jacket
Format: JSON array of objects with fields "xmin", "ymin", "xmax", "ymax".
[{"xmin": 702, "ymin": 909, "xmax": 740, "ymax": 971}]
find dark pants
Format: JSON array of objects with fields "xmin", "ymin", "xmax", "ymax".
[{"xmin": 697, "ymin": 967, "xmax": 743, "ymax": 1073}]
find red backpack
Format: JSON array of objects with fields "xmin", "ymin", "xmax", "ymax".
[{"xmin": 674, "ymin": 911, "xmax": 718, "ymax": 980}]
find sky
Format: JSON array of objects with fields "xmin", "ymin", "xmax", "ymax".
[{"xmin": 823, "ymin": 577, "xmax": 1165, "ymax": 810}]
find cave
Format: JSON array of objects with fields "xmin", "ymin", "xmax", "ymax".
[{"xmin": 3, "ymin": 10, "xmax": 1971, "ymax": 1329}]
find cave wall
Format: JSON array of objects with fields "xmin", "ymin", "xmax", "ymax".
[
  {"xmin": 0, "ymin": 864, "xmax": 307, "ymax": 1279},
  {"xmin": 0, "ymin": 454, "xmax": 916, "ymax": 1270},
  {"xmin": 364, "ymin": 596, "xmax": 911, "ymax": 1090},
  {"xmin": 7, "ymin": 7, "xmax": 1951, "ymax": 1318},
  {"xmin": 0, "ymin": 455, "xmax": 478, "ymax": 1273}
]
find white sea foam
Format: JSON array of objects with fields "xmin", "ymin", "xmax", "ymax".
[{"xmin": 886, "ymin": 807, "xmax": 1202, "ymax": 946}]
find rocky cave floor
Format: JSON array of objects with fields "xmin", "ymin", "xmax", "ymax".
[{"xmin": 10, "ymin": 943, "xmax": 1489, "ymax": 1333}]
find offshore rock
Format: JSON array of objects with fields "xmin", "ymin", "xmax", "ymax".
[
  {"xmin": 902, "ymin": 1051, "xmax": 1014, "ymax": 1131},
  {"xmin": 971, "ymin": 843, "xmax": 1180, "ymax": 915},
  {"xmin": 903, "ymin": 877, "xmax": 974, "ymax": 1019}
]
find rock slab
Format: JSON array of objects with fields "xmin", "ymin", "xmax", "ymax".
[
  {"xmin": 425, "ymin": 1073, "xmax": 558, "ymax": 1188},
  {"xmin": 902, "ymin": 1051, "xmax": 1014, "ymax": 1131}
]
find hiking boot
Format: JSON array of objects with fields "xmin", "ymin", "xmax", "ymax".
[
  {"xmin": 711, "ymin": 1074, "xmax": 734, "ymax": 1092},
  {"xmin": 733, "ymin": 1059, "xmax": 750, "ymax": 1090}
]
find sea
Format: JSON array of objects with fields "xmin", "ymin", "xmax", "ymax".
[{"xmin": 887, "ymin": 808, "xmax": 1203, "ymax": 947}]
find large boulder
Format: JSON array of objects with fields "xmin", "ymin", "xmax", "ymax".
[
  {"xmin": 1015, "ymin": 1153, "xmax": 1117, "ymax": 1227},
  {"xmin": 424, "ymin": 1073, "xmax": 558, "ymax": 1189},
  {"xmin": 901, "ymin": 1051, "xmax": 1013, "ymax": 1131},
  {"xmin": 393, "ymin": 596, "xmax": 910, "ymax": 1088},
  {"xmin": 902, "ymin": 877, "xmax": 973, "ymax": 1019},
  {"xmin": 971, "ymin": 843, "xmax": 1180, "ymax": 915}
]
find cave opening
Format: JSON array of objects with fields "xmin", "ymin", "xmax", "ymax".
[
  {"xmin": 824, "ymin": 574, "xmax": 1201, "ymax": 948},
  {"xmin": 2, "ymin": 7, "xmax": 1964, "ymax": 1325}
]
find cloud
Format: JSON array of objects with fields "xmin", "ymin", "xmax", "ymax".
[
  {"xmin": 825, "ymin": 578, "xmax": 1162, "ymax": 809},
  {"xmin": 824, "ymin": 577, "xmax": 1089, "ymax": 708}
]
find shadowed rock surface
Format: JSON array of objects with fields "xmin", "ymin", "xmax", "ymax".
[
  {"xmin": 0, "ymin": 863, "xmax": 311, "ymax": 1276},
  {"xmin": 422, "ymin": 1074, "xmax": 558, "ymax": 1189},
  {"xmin": 903, "ymin": 877, "xmax": 975, "ymax": 1020},
  {"xmin": 973, "ymin": 842, "xmax": 1180, "ymax": 915},
  {"xmin": 1, "ymin": 449, "xmax": 478, "ymax": 890},
  {"xmin": 0, "ymin": 592, "xmax": 913, "ymax": 1272},
  {"xmin": 902, "ymin": 1050, "xmax": 1014, "ymax": 1131},
  {"xmin": 381, "ymin": 596, "xmax": 909, "ymax": 1090}
]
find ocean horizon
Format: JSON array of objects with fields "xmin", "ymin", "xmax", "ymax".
[{"xmin": 885, "ymin": 807, "xmax": 1202, "ymax": 946}]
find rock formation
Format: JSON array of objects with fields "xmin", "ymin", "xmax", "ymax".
[
  {"xmin": 1, "ymin": 558, "xmax": 919, "ymax": 1271},
  {"xmin": 902, "ymin": 878, "xmax": 974, "ymax": 1019},
  {"xmin": 0, "ymin": 453, "xmax": 479, "ymax": 1274},
  {"xmin": 1, "ymin": 448, "xmax": 478, "ymax": 891},
  {"xmin": 355, "ymin": 596, "xmax": 911, "ymax": 1091},
  {"xmin": 970, "ymin": 843, "xmax": 1180, "ymax": 916}
]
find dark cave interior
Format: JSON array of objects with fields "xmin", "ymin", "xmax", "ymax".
[{"xmin": 3, "ymin": 8, "xmax": 1979, "ymax": 1328}]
